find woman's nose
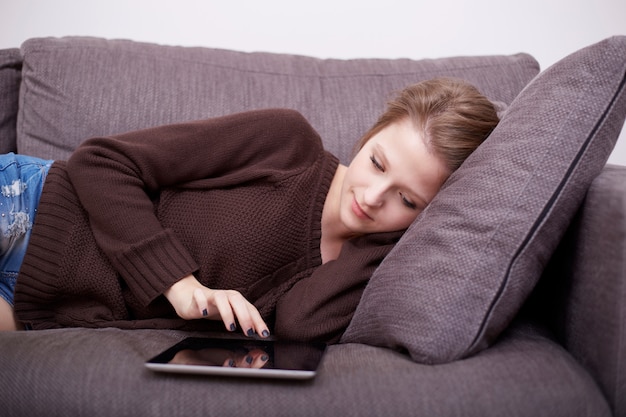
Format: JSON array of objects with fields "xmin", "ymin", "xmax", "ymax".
[{"xmin": 363, "ymin": 183, "xmax": 386, "ymax": 208}]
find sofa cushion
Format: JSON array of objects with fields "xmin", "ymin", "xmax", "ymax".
[
  {"xmin": 0, "ymin": 324, "xmax": 612, "ymax": 417},
  {"xmin": 17, "ymin": 36, "xmax": 538, "ymax": 162},
  {"xmin": 342, "ymin": 36, "xmax": 626, "ymax": 363},
  {"xmin": 0, "ymin": 48, "xmax": 21, "ymax": 154}
]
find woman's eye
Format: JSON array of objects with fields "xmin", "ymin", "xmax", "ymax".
[
  {"xmin": 400, "ymin": 193, "xmax": 417, "ymax": 210},
  {"xmin": 370, "ymin": 155, "xmax": 384, "ymax": 172}
]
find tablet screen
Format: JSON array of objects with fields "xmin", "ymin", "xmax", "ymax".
[{"xmin": 146, "ymin": 337, "xmax": 327, "ymax": 380}]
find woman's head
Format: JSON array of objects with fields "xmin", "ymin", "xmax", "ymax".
[
  {"xmin": 356, "ymin": 77, "xmax": 499, "ymax": 173},
  {"xmin": 335, "ymin": 78, "xmax": 499, "ymax": 237}
]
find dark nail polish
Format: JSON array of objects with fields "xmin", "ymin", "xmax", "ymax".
[
  {"xmin": 202, "ymin": 308, "xmax": 208, "ymax": 317},
  {"xmin": 262, "ymin": 330, "xmax": 270, "ymax": 337},
  {"xmin": 245, "ymin": 356, "xmax": 253, "ymax": 364},
  {"xmin": 247, "ymin": 328, "xmax": 255, "ymax": 336},
  {"xmin": 228, "ymin": 359, "xmax": 235, "ymax": 367},
  {"xmin": 229, "ymin": 323, "xmax": 236, "ymax": 332},
  {"xmin": 261, "ymin": 355, "xmax": 268, "ymax": 361}
]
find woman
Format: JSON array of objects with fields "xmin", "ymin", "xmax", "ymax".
[{"xmin": 1, "ymin": 78, "xmax": 499, "ymax": 342}]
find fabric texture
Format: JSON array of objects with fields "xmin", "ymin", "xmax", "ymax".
[
  {"xmin": 0, "ymin": 48, "xmax": 21, "ymax": 154},
  {"xmin": 17, "ymin": 37, "xmax": 539, "ymax": 164},
  {"xmin": 342, "ymin": 36, "xmax": 626, "ymax": 363},
  {"xmin": 0, "ymin": 323, "xmax": 611, "ymax": 417},
  {"xmin": 14, "ymin": 109, "xmax": 399, "ymax": 343}
]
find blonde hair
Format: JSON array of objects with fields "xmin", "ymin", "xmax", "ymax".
[{"xmin": 356, "ymin": 78, "xmax": 499, "ymax": 172}]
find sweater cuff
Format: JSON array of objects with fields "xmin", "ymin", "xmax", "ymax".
[{"xmin": 113, "ymin": 229, "xmax": 199, "ymax": 306}]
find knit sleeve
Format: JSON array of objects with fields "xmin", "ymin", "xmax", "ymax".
[
  {"xmin": 66, "ymin": 109, "xmax": 323, "ymax": 306},
  {"xmin": 273, "ymin": 231, "xmax": 402, "ymax": 343}
]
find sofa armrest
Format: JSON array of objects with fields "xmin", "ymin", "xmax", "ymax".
[
  {"xmin": 542, "ymin": 164, "xmax": 626, "ymax": 416},
  {"xmin": 0, "ymin": 48, "xmax": 21, "ymax": 154}
]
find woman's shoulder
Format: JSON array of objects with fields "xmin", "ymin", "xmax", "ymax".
[
  {"xmin": 246, "ymin": 108, "xmax": 310, "ymax": 126},
  {"xmin": 237, "ymin": 109, "xmax": 327, "ymax": 167},
  {"xmin": 239, "ymin": 108, "xmax": 323, "ymax": 149}
]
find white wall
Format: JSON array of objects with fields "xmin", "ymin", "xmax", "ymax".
[{"xmin": 2, "ymin": 0, "xmax": 625, "ymax": 164}]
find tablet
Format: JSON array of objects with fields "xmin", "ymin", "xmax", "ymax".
[{"xmin": 145, "ymin": 337, "xmax": 327, "ymax": 380}]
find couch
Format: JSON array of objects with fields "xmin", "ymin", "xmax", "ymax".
[{"xmin": 0, "ymin": 36, "xmax": 624, "ymax": 417}]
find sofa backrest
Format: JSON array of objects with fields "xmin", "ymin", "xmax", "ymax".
[{"xmin": 12, "ymin": 36, "xmax": 539, "ymax": 163}]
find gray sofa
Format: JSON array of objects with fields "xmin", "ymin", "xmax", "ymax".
[{"xmin": 0, "ymin": 36, "xmax": 625, "ymax": 417}]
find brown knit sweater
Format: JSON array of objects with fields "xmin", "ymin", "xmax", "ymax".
[{"xmin": 14, "ymin": 109, "xmax": 401, "ymax": 342}]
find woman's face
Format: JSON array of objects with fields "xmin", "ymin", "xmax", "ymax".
[{"xmin": 339, "ymin": 118, "xmax": 449, "ymax": 235}]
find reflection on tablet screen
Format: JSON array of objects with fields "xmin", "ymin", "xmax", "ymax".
[{"xmin": 146, "ymin": 337, "xmax": 326, "ymax": 380}]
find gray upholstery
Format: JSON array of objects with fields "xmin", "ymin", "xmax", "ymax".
[{"xmin": 0, "ymin": 36, "xmax": 625, "ymax": 416}]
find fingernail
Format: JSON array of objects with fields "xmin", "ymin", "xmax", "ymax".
[
  {"xmin": 202, "ymin": 308, "xmax": 208, "ymax": 317},
  {"xmin": 228, "ymin": 359, "xmax": 235, "ymax": 367},
  {"xmin": 229, "ymin": 323, "xmax": 236, "ymax": 332},
  {"xmin": 262, "ymin": 330, "xmax": 270, "ymax": 338},
  {"xmin": 247, "ymin": 328, "xmax": 255, "ymax": 336},
  {"xmin": 261, "ymin": 355, "xmax": 268, "ymax": 361},
  {"xmin": 245, "ymin": 356, "xmax": 253, "ymax": 364}
]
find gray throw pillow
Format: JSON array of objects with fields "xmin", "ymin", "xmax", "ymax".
[
  {"xmin": 0, "ymin": 48, "xmax": 21, "ymax": 154},
  {"xmin": 342, "ymin": 36, "xmax": 626, "ymax": 364}
]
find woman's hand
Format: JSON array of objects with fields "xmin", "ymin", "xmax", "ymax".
[{"xmin": 164, "ymin": 275, "xmax": 270, "ymax": 338}]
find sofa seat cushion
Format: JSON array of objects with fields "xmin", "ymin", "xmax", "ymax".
[{"xmin": 0, "ymin": 324, "xmax": 610, "ymax": 417}]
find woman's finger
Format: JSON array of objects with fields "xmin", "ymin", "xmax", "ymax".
[
  {"xmin": 227, "ymin": 291, "xmax": 256, "ymax": 336},
  {"xmin": 212, "ymin": 290, "xmax": 238, "ymax": 332},
  {"xmin": 226, "ymin": 291, "xmax": 270, "ymax": 338},
  {"xmin": 193, "ymin": 288, "xmax": 210, "ymax": 318},
  {"xmin": 245, "ymin": 302, "xmax": 270, "ymax": 338}
]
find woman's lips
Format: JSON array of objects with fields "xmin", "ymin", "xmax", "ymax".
[{"xmin": 352, "ymin": 197, "xmax": 373, "ymax": 221}]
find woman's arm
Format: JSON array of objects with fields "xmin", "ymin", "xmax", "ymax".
[
  {"xmin": 273, "ymin": 231, "xmax": 401, "ymax": 343},
  {"xmin": 66, "ymin": 109, "xmax": 322, "ymax": 333},
  {"xmin": 67, "ymin": 109, "xmax": 320, "ymax": 259}
]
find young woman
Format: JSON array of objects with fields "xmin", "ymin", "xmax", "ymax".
[{"xmin": 0, "ymin": 78, "xmax": 499, "ymax": 342}]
